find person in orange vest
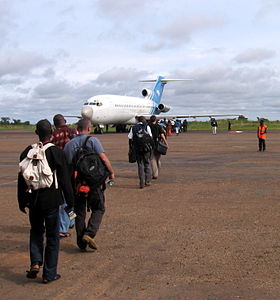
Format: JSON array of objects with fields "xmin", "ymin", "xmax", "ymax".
[{"xmin": 257, "ymin": 119, "xmax": 268, "ymax": 152}]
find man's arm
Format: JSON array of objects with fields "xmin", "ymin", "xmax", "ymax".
[{"xmin": 99, "ymin": 153, "xmax": 115, "ymax": 180}]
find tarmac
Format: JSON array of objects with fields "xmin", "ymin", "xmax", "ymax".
[{"xmin": 1, "ymin": 129, "xmax": 280, "ymax": 300}]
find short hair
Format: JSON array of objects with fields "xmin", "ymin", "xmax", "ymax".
[
  {"xmin": 138, "ymin": 116, "xmax": 147, "ymax": 123},
  {"xmin": 53, "ymin": 114, "xmax": 66, "ymax": 127},
  {"xmin": 150, "ymin": 115, "xmax": 157, "ymax": 122},
  {"xmin": 77, "ymin": 118, "xmax": 91, "ymax": 131},
  {"xmin": 36, "ymin": 119, "xmax": 52, "ymax": 137}
]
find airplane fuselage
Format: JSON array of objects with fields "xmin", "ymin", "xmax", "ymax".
[{"xmin": 81, "ymin": 95, "xmax": 157, "ymax": 125}]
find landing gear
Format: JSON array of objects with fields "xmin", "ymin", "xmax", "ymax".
[{"xmin": 94, "ymin": 125, "xmax": 103, "ymax": 134}]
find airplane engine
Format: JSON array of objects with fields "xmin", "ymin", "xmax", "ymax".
[
  {"xmin": 142, "ymin": 89, "xmax": 152, "ymax": 98},
  {"xmin": 158, "ymin": 103, "xmax": 170, "ymax": 112}
]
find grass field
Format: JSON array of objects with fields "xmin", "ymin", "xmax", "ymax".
[{"xmin": 1, "ymin": 119, "xmax": 279, "ymax": 132}]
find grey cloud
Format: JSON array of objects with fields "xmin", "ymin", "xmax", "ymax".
[
  {"xmin": 234, "ymin": 49, "xmax": 277, "ymax": 64},
  {"xmin": 0, "ymin": 49, "xmax": 53, "ymax": 77},
  {"xmin": 160, "ymin": 64, "xmax": 280, "ymax": 119},
  {"xmin": 33, "ymin": 79, "xmax": 76, "ymax": 100}
]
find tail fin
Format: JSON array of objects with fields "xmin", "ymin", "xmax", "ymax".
[{"xmin": 140, "ymin": 76, "xmax": 192, "ymax": 105}]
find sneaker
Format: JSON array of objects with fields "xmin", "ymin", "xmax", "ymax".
[{"xmin": 82, "ymin": 234, "xmax": 97, "ymax": 250}]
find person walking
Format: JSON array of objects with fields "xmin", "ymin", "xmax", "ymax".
[
  {"xmin": 211, "ymin": 118, "xmax": 218, "ymax": 135},
  {"xmin": 257, "ymin": 119, "xmax": 268, "ymax": 152},
  {"xmin": 128, "ymin": 116, "xmax": 153, "ymax": 189},
  {"xmin": 174, "ymin": 120, "xmax": 181, "ymax": 136},
  {"xmin": 148, "ymin": 115, "xmax": 168, "ymax": 179},
  {"xmin": 64, "ymin": 119, "xmax": 115, "ymax": 251},
  {"xmin": 182, "ymin": 119, "xmax": 188, "ymax": 132},
  {"xmin": 52, "ymin": 114, "xmax": 78, "ymax": 238},
  {"xmin": 18, "ymin": 119, "xmax": 74, "ymax": 283}
]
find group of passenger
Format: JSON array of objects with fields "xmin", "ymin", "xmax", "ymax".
[
  {"xmin": 17, "ymin": 114, "xmax": 267, "ymax": 284},
  {"xmin": 17, "ymin": 116, "xmax": 114, "ymax": 283},
  {"xmin": 128, "ymin": 115, "xmax": 168, "ymax": 189}
]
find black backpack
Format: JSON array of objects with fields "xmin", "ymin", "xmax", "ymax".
[
  {"xmin": 72, "ymin": 136, "xmax": 109, "ymax": 187},
  {"xmin": 133, "ymin": 124, "xmax": 153, "ymax": 153}
]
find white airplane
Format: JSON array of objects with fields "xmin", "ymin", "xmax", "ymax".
[{"xmin": 80, "ymin": 75, "xmax": 242, "ymax": 126}]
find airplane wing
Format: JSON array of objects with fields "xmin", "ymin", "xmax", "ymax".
[
  {"xmin": 141, "ymin": 113, "xmax": 243, "ymax": 120},
  {"xmin": 64, "ymin": 115, "xmax": 81, "ymax": 119}
]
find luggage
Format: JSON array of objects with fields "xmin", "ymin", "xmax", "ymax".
[
  {"xmin": 133, "ymin": 124, "xmax": 153, "ymax": 153},
  {"xmin": 72, "ymin": 136, "xmax": 109, "ymax": 187},
  {"xmin": 19, "ymin": 142, "xmax": 56, "ymax": 191},
  {"xmin": 156, "ymin": 140, "xmax": 168, "ymax": 155}
]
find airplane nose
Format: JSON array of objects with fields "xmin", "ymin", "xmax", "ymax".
[{"xmin": 81, "ymin": 106, "xmax": 93, "ymax": 120}]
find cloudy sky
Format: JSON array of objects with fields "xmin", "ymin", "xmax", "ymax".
[{"xmin": 1, "ymin": 0, "xmax": 280, "ymax": 123}]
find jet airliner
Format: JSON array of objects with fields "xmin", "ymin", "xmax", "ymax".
[{"xmin": 80, "ymin": 75, "xmax": 242, "ymax": 126}]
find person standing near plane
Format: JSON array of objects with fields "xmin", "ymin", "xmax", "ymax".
[
  {"xmin": 211, "ymin": 118, "xmax": 218, "ymax": 135},
  {"xmin": 148, "ymin": 115, "xmax": 168, "ymax": 180},
  {"xmin": 128, "ymin": 116, "xmax": 153, "ymax": 189},
  {"xmin": 182, "ymin": 119, "xmax": 188, "ymax": 132},
  {"xmin": 257, "ymin": 119, "xmax": 268, "ymax": 152},
  {"xmin": 52, "ymin": 114, "xmax": 78, "ymax": 238},
  {"xmin": 174, "ymin": 120, "xmax": 181, "ymax": 136}
]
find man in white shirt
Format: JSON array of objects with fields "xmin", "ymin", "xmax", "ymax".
[{"xmin": 128, "ymin": 116, "xmax": 153, "ymax": 189}]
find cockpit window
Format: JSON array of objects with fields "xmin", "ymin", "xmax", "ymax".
[{"xmin": 88, "ymin": 101, "xmax": 103, "ymax": 106}]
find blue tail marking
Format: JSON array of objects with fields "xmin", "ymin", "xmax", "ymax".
[{"xmin": 151, "ymin": 76, "xmax": 167, "ymax": 105}]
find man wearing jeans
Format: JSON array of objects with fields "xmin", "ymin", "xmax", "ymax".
[
  {"xmin": 52, "ymin": 114, "xmax": 78, "ymax": 238},
  {"xmin": 18, "ymin": 119, "xmax": 74, "ymax": 283}
]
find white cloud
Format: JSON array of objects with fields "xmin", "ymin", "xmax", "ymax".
[
  {"xmin": 0, "ymin": 1, "xmax": 15, "ymax": 44},
  {"xmin": 95, "ymin": 0, "xmax": 149, "ymax": 17},
  {"xmin": 255, "ymin": 0, "xmax": 280, "ymax": 19}
]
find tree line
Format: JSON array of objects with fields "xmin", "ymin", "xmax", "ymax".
[{"xmin": 0, "ymin": 117, "xmax": 30, "ymax": 125}]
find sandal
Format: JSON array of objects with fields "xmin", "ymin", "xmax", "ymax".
[
  {"xmin": 26, "ymin": 265, "xmax": 40, "ymax": 279},
  {"xmin": 42, "ymin": 274, "xmax": 61, "ymax": 284}
]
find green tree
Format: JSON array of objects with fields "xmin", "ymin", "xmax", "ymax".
[
  {"xmin": 0, "ymin": 117, "xmax": 11, "ymax": 124},
  {"xmin": 12, "ymin": 119, "xmax": 21, "ymax": 125}
]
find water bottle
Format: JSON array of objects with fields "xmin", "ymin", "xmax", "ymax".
[{"xmin": 106, "ymin": 180, "xmax": 115, "ymax": 187}]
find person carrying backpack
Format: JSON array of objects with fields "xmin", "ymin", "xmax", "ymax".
[
  {"xmin": 17, "ymin": 119, "xmax": 74, "ymax": 284},
  {"xmin": 128, "ymin": 116, "xmax": 153, "ymax": 189},
  {"xmin": 64, "ymin": 119, "xmax": 115, "ymax": 251}
]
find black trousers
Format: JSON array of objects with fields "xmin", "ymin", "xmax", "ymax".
[
  {"xmin": 258, "ymin": 138, "xmax": 266, "ymax": 151},
  {"xmin": 136, "ymin": 152, "xmax": 152, "ymax": 188},
  {"xmin": 74, "ymin": 187, "xmax": 105, "ymax": 249},
  {"xmin": 29, "ymin": 207, "xmax": 60, "ymax": 281}
]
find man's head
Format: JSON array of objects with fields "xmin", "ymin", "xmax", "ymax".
[
  {"xmin": 35, "ymin": 119, "xmax": 52, "ymax": 141},
  {"xmin": 53, "ymin": 114, "xmax": 66, "ymax": 128},
  {"xmin": 150, "ymin": 115, "xmax": 157, "ymax": 123},
  {"xmin": 77, "ymin": 118, "xmax": 91, "ymax": 133},
  {"xmin": 260, "ymin": 119, "xmax": 264, "ymax": 126},
  {"xmin": 138, "ymin": 116, "xmax": 147, "ymax": 124}
]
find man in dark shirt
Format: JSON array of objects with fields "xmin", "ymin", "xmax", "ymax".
[
  {"xmin": 18, "ymin": 119, "xmax": 74, "ymax": 283},
  {"xmin": 52, "ymin": 114, "xmax": 78, "ymax": 238}
]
